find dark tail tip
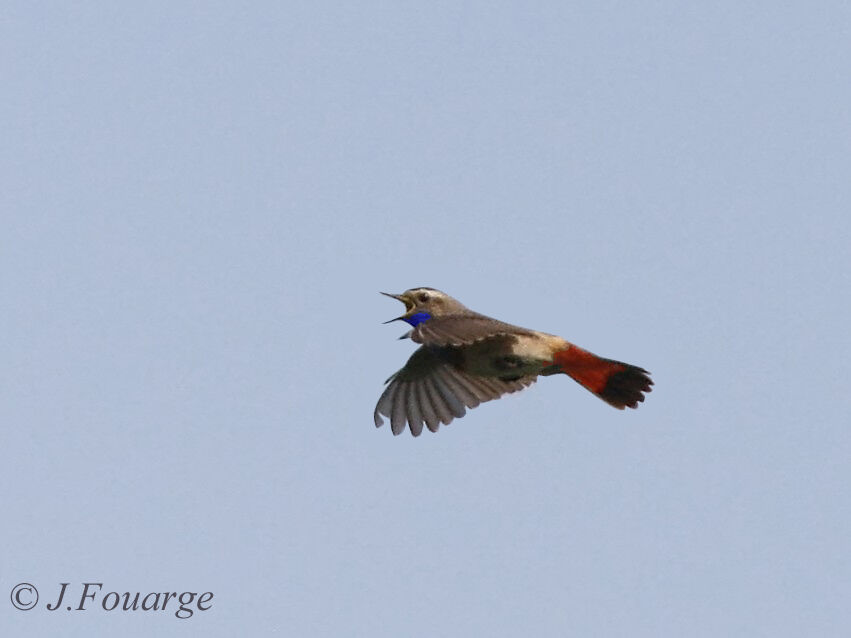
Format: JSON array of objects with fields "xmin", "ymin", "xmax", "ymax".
[{"xmin": 598, "ymin": 363, "xmax": 653, "ymax": 409}]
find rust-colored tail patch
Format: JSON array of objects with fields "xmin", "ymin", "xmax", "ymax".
[{"xmin": 551, "ymin": 346, "xmax": 653, "ymax": 409}]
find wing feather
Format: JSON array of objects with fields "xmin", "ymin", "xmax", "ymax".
[
  {"xmin": 391, "ymin": 383, "xmax": 408, "ymax": 435},
  {"xmin": 412, "ymin": 313, "xmax": 535, "ymax": 347},
  {"xmin": 416, "ymin": 380, "xmax": 440, "ymax": 433},
  {"xmin": 406, "ymin": 383, "xmax": 424, "ymax": 437},
  {"xmin": 374, "ymin": 345, "xmax": 537, "ymax": 436},
  {"xmin": 421, "ymin": 377, "xmax": 447, "ymax": 432},
  {"xmin": 432, "ymin": 367, "xmax": 467, "ymax": 419}
]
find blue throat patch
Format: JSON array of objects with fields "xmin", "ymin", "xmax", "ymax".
[{"xmin": 403, "ymin": 312, "xmax": 431, "ymax": 327}]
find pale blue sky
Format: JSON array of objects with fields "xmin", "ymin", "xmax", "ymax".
[{"xmin": 2, "ymin": 2, "xmax": 850, "ymax": 636}]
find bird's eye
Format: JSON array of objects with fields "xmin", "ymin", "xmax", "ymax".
[{"xmin": 417, "ymin": 293, "xmax": 430, "ymax": 302}]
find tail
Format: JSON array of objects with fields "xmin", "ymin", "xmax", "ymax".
[{"xmin": 548, "ymin": 345, "xmax": 653, "ymax": 409}]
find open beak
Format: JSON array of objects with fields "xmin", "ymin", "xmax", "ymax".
[{"xmin": 380, "ymin": 291, "xmax": 411, "ymax": 323}]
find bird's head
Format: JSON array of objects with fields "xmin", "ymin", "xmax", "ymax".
[{"xmin": 380, "ymin": 287, "xmax": 466, "ymax": 326}]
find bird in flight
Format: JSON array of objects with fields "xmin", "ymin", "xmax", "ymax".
[{"xmin": 374, "ymin": 288, "xmax": 653, "ymax": 436}]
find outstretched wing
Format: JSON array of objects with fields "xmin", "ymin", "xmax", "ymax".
[
  {"xmin": 411, "ymin": 312, "xmax": 535, "ymax": 347},
  {"xmin": 374, "ymin": 345, "xmax": 536, "ymax": 436}
]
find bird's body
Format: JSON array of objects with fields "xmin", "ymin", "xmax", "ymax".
[
  {"xmin": 439, "ymin": 332, "xmax": 564, "ymax": 378},
  {"xmin": 374, "ymin": 288, "xmax": 653, "ymax": 436}
]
